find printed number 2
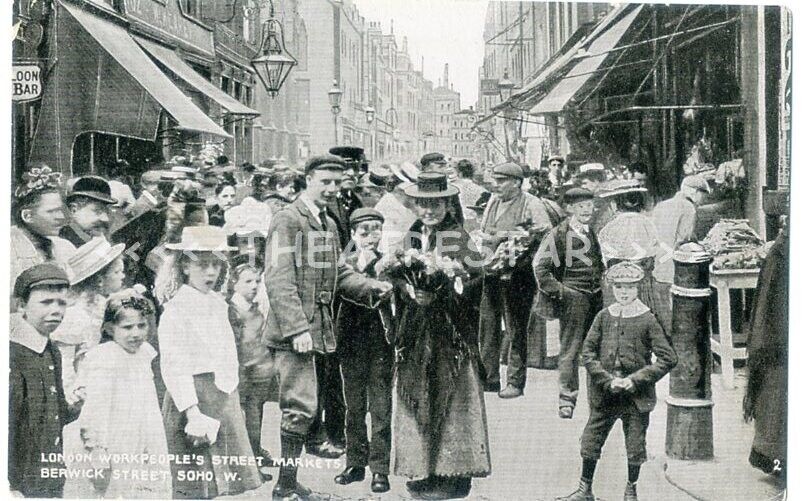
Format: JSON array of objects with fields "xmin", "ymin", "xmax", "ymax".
[{"xmin": 772, "ymin": 459, "xmax": 782, "ymax": 474}]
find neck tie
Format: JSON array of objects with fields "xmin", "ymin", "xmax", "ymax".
[{"xmin": 319, "ymin": 210, "xmax": 328, "ymax": 231}]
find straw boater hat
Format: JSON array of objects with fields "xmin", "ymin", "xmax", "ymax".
[
  {"xmin": 403, "ymin": 172, "xmax": 459, "ymax": 199},
  {"xmin": 165, "ymin": 225, "xmax": 237, "ymax": 252},
  {"xmin": 67, "ymin": 236, "xmax": 126, "ymax": 285},
  {"xmin": 598, "ymin": 178, "xmax": 648, "ymax": 199},
  {"xmin": 605, "ymin": 261, "xmax": 645, "ymax": 284}
]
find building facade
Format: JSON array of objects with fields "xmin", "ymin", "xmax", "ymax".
[{"xmin": 13, "ymin": 0, "xmax": 261, "ymax": 180}]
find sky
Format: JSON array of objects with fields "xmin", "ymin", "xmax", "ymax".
[{"xmin": 353, "ymin": 0, "xmax": 489, "ymax": 108}]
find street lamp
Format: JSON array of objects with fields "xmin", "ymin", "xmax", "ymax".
[
  {"xmin": 365, "ymin": 104, "xmax": 376, "ymax": 160},
  {"xmin": 328, "ymin": 79, "xmax": 343, "ymax": 143},
  {"xmin": 497, "ymin": 69, "xmax": 515, "ymax": 103},
  {"xmin": 250, "ymin": 0, "xmax": 297, "ymax": 98}
]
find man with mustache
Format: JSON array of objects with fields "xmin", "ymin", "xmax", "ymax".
[{"xmin": 60, "ymin": 176, "xmax": 117, "ymax": 247}]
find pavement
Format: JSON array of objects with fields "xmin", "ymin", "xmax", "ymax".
[{"xmin": 227, "ymin": 366, "xmax": 785, "ymax": 501}]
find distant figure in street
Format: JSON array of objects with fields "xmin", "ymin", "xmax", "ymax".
[
  {"xmin": 207, "ymin": 182, "xmax": 238, "ymax": 227},
  {"xmin": 558, "ymin": 262, "xmax": 676, "ymax": 501},
  {"xmin": 451, "ymin": 159, "xmax": 488, "ymax": 232},
  {"xmin": 60, "ymin": 176, "xmax": 118, "ymax": 246},
  {"xmin": 9, "ymin": 264, "xmax": 71, "ymax": 498},
  {"xmin": 650, "ymin": 175, "xmax": 710, "ymax": 333}
]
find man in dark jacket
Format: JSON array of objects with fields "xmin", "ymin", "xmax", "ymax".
[
  {"xmin": 263, "ymin": 155, "xmax": 392, "ymax": 499},
  {"xmin": 333, "ymin": 208, "xmax": 393, "ymax": 493},
  {"xmin": 9, "ymin": 264, "xmax": 71, "ymax": 498},
  {"xmin": 533, "ymin": 188, "xmax": 604, "ymax": 419},
  {"xmin": 60, "ymin": 176, "xmax": 117, "ymax": 246}
]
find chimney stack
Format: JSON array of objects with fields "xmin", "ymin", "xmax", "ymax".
[
  {"xmin": 443, "ymin": 63, "xmax": 449, "ymax": 89},
  {"xmin": 403, "ymin": 36, "xmax": 408, "ymax": 53}
]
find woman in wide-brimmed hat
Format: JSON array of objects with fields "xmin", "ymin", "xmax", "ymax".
[
  {"xmin": 51, "ymin": 236, "xmax": 127, "ymax": 405},
  {"xmin": 391, "ymin": 172, "xmax": 491, "ymax": 500},
  {"xmin": 597, "ymin": 179, "xmax": 664, "ymax": 327},
  {"xmin": 156, "ymin": 226, "xmax": 263, "ymax": 498}
]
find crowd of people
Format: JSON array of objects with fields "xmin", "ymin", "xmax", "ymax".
[{"xmin": 8, "ymin": 145, "xmax": 762, "ymax": 501}]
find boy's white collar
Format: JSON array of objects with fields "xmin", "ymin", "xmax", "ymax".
[{"xmin": 608, "ymin": 298, "xmax": 650, "ymax": 318}]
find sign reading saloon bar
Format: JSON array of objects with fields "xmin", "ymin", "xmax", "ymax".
[
  {"xmin": 12, "ymin": 63, "xmax": 42, "ymax": 102},
  {"xmin": 123, "ymin": 0, "xmax": 215, "ymax": 58}
]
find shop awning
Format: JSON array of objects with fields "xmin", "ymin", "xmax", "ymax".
[
  {"xmin": 63, "ymin": 2, "xmax": 230, "ymax": 137},
  {"xmin": 135, "ymin": 36, "xmax": 260, "ymax": 117},
  {"xmin": 528, "ymin": 5, "xmax": 644, "ymax": 115}
]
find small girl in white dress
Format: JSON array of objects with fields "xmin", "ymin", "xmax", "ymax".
[{"xmin": 63, "ymin": 289, "xmax": 171, "ymax": 499}]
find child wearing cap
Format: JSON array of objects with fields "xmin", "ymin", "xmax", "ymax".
[
  {"xmin": 10, "ymin": 263, "xmax": 71, "ymax": 498},
  {"xmin": 558, "ymin": 262, "xmax": 677, "ymax": 501},
  {"xmin": 226, "ymin": 254, "xmax": 274, "ymax": 481},
  {"xmin": 333, "ymin": 208, "xmax": 394, "ymax": 493}
]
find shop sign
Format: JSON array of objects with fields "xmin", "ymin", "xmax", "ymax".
[
  {"xmin": 12, "ymin": 63, "xmax": 42, "ymax": 102},
  {"xmin": 123, "ymin": 0, "xmax": 215, "ymax": 58},
  {"xmin": 480, "ymin": 78, "xmax": 499, "ymax": 95}
]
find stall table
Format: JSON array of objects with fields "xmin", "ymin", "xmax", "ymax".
[{"xmin": 709, "ymin": 267, "xmax": 760, "ymax": 389}]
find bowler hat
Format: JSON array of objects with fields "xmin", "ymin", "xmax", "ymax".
[
  {"xmin": 492, "ymin": 162, "xmax": 524, "ymax": 180},
  {"xmin": 67, "ymin": 236, "xmax": 126, "ymax": 285},
  {"xmin": 563, "ymin": 187, "xmax": 595, "ymax": 205},
  {"xmin": 403, "ymin": 172, "xmax": 459, "ymax": 199},
  {"xmin": 329, "ymin": 146, "xmax": 365, "ymax": 162},
  {"xmin": 304, "ymin": 155, "xmax": 346, "ymax": 175},
  {"xmin": 67, "ymin": 176, "xmax": 117, "ymax": 205},
  {"xmin": 420, "ymin": 152, "xmax": 447, "ymax": 167},
  {"xmin": 350, "ymin": 208, "xmax": 384, "ymax": 226},
  {"xmin": 14, "ymin": 263, "xmax": 70, "ymax": 300},
  {"xmin": 165, "ymin": 225, "xmax": 237, "ymax": 252}
]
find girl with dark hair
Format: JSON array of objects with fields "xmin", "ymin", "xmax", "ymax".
[
  {"xmin": 62, "ymin": 289, "xmax": 171, "ymax": 499},
  {"xmin": 208, "ymin": 182, "xmax": 238, "ymax": 227}
]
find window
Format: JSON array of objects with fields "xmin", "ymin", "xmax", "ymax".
[
  {"xmin": 181, "ymin": 0, "xmax": 199, "ymax": 18},
  {"xmin": 221, "ymin": 76, "xmax": 230, "ymax": 93}
]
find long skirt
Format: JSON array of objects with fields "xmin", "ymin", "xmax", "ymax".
[
  {"xmin": 393, "ymin": 358, "xmax": 492, "ymax": 479},
  {"xmin": 163, "ymin": 373, "xmax": 262, "ymax": 499}
]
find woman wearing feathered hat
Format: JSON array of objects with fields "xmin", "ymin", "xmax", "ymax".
[{"xmin": 390, "ymin": 172, "xmax": 491, "ymax": 499}]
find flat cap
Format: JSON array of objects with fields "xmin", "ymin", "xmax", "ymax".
[
  {"xmin": 547, "ymin": 154, "xmax": 565, "ymax": 163},
  {"xmin": 329, "ymin": 146, "xmax": 365, "ymax": 161},
  {"xmin": 67, "ymin": 176, "xmax": 117, "ymax": 204},
  {"xmin": 492, "ymin": 162, "xmax": 524, "ymax": 180},
  {"xmin": 420, "ymin": 152, "xmax": 447, "ymax": 166},
  {"xmin": 304, "ymin": 155, "xmax": 345, "ymax": 175},
  {"xmin": 563, "ymin": 187, "xmax": 595, "ymax": 204},
  {"xmin": 14, "ymin": 263, "xmax": 69, "ymax": 299},
  {"xmin": 605, "ymin": 261, "xmax": 645, "ymax": 284},
  {"xmin": 350, "ymin": 208, "xmax": 385, "ymax": 226}
]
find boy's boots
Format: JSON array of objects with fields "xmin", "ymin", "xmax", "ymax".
[
  {"xmin": 272, "ymin": 433, "xmax": 312, "ymax": 500},
  {"xmin": 624, "ymin": 481, "xmax": 639, "ymax": 501},
  {"xmin": 556, "ymin": 478, "xmax": 595, "ymax": 500}
]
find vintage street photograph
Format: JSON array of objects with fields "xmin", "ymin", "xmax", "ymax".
[{"xmin": 8, "ymin": 0, "xmax": 793, "ymax": 499}]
